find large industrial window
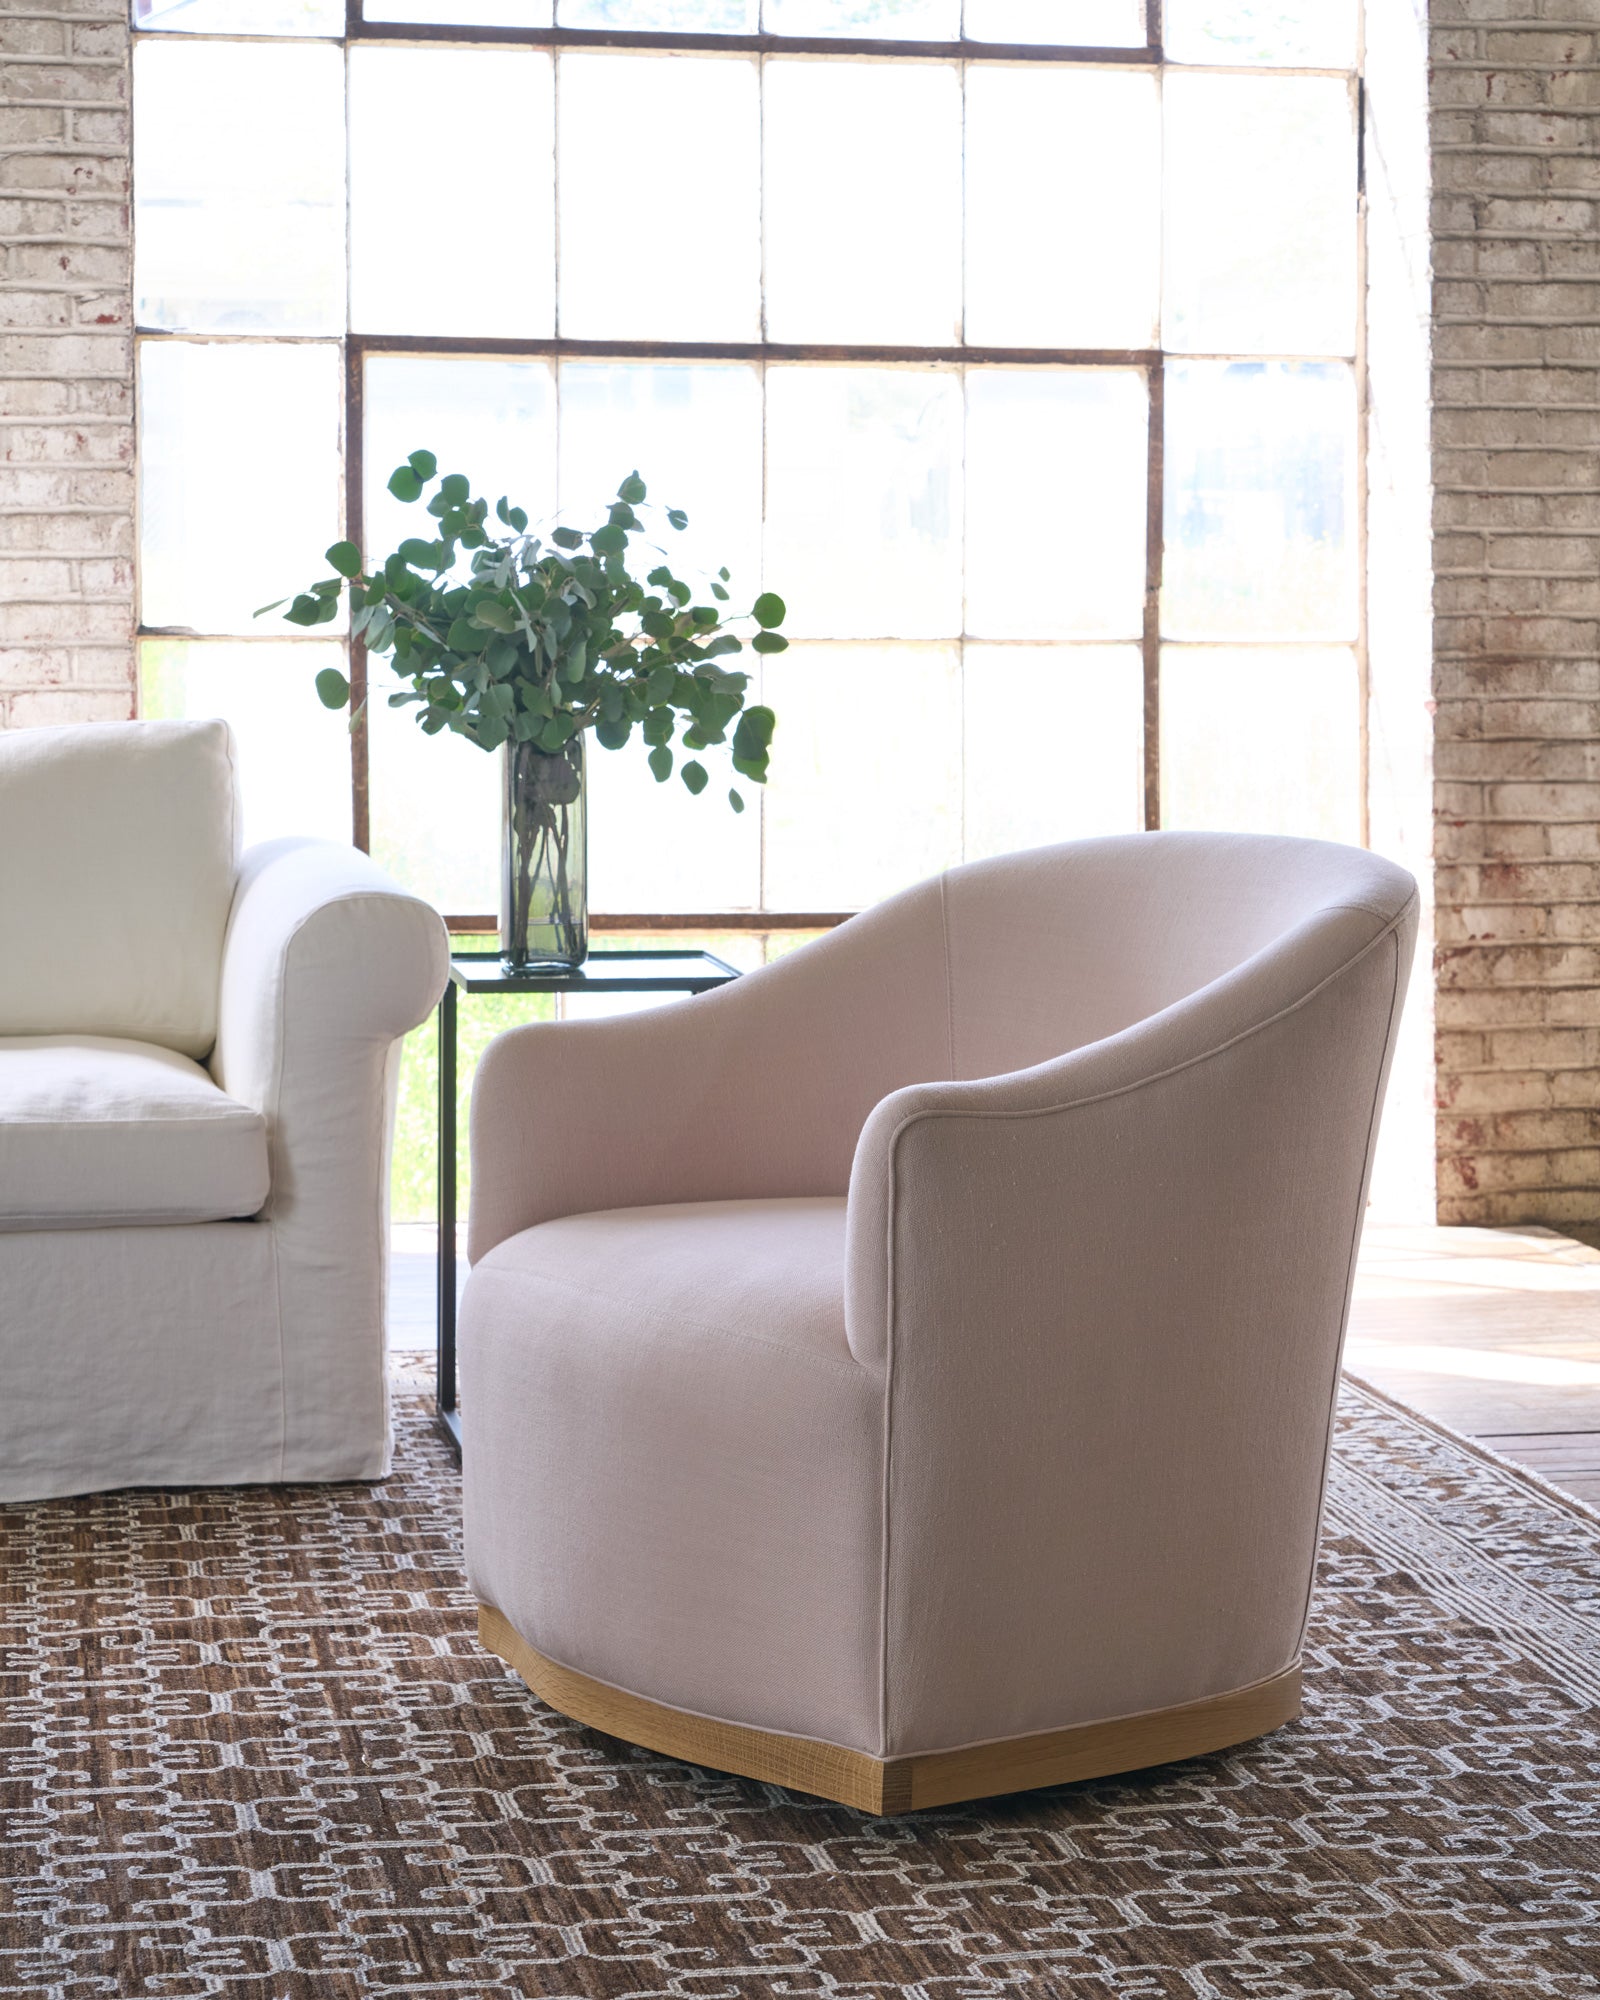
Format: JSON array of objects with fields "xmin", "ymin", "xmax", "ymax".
[{"xmin": 133, "ymin": 0, "xmax": 1363, "ymax": 932}]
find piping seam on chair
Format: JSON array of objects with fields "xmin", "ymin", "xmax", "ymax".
[
  {"xmin": 877, "ymin": 895, "xmax": 1418, "ymax": 1144},
  {"xmin": 1293, "ymin": 922, "xmax": 1406, "ymax": 1656},
  {"xmin": 479, "ymin": 1609, "xmax": 1299, "ymax": 1769},
  {"xmin": 880, "ymin": 875, "xmax": 953, "ymax": 1758},
  {"xmin": 485, "ymin": 1614, "xmax": 891, "ymax": 1760}
]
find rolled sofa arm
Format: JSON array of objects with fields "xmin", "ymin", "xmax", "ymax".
[
  {"xmin": 209, "ymin": 839, "xmax": 449, "ymax": 1477},
  {"xmin": 212, "ymin": 839, "xmax": 450, "ymax": 1184}
]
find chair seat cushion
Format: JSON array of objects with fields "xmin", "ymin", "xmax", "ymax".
[
  {"xmin": 0, "ymin": 1036, "xmax": 269, "ymax": 1229},
  {"xmin": 461, "ymin": 1197, "xmax": 885, "ymax": 1751}
]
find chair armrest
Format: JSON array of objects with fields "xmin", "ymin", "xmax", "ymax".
[
  {"xmin": 844, "ymin": 897, "xmax": 1417, "ymax": 1756},
  {"xmin": 467, "ymin": 878, "xmax": 952, "ymax": 1263},
  {"xmin": 211, "ymin": 838, "xmax": 450, "ymax": 1220},
  {"xmin": 844, "ymin": 897, "xmax": 1419, "ymax": 1368}
]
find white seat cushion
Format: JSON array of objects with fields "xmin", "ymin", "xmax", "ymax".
[{"xmin": 0, "ymin": 1037, "xmax": 269, "ymax": 1229}]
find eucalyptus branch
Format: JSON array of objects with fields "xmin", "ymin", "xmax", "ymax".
[{"xmin": 259, "ymin": 456, "xmax": 783, "ymax": 809}]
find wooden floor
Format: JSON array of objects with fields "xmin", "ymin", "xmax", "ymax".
[
  {"xmin": 1348, "ymin": 1223, "xmax": 1600, "ymax": 1509},
  {"xmin": 391, "ymin": 1220, "xmax": 1600, "ymax": 1512}
]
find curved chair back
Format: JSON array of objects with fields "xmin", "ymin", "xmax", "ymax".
[{"xmin": 938, "ymin": 831, "xmax": 1414, "ymax": 1083}]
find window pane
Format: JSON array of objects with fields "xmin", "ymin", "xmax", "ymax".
[
  {"xmin": 1163, "ymin": 73, "xmax": 1355, "ymax": 356},
  {"xmin": 589, "ymin": 735, "xmax": 762, "ymax": 913},
  {"xmin": 558, "ymin": 55, "xmax": 758, "ymax": 341},
  {"xmin": 964, "ymin": 645, "xmax": 1143, "ymax": 859},
  {"xmin": 763, "ymin": 61, "xmax": 961, "ymax": 344},
  {"xmin": 966, "ymin": 370, "xmax": 1147, "ymax": 641},
  {"xmin": 560, "ymin": 0, "xmax": 755, "ymax": 24},
  {"xmin": 1160, "ymin": 645, "xmax": 1360, "ymax": 844},
  {"xmin": 135, "ymin": 0, "xmax": 344, "ymax": 30},
  {"xmin": 139, "ymin": 341, "xmax": 342, "ymax": 637},
  {"xmin": 369, "ymin": 689, "xmax": 499, "ymax": 913},
  {"xmin": 964, "ymin": 0, "xmax": 1145, "ymax": 42},
  {"xmin": 762, "ymin": 644, "xmax": 962, "ymax": 909},
  {"xmin": 351, "ymin": 49, "xmax": 553, "ymax": 338},
  {"xmin": 364, "ymin": 0, "xmax": 551, "ymax": 23},
  {"xmin": 763, "ymin": 0, "xmax": 959, "ymax": 31},
  {"xmin": 558, "ymin": 362, "xmax": 763, "ymax": 607},
  {"xmin": 967, "ymin": 67, "xmax": 1159, "ymax": 349},
  {"xmin": 364, "ymin": 357, "xmax": 557, "ymax": 912},
  {"xmin": 139, "ymin": 640, "xmax": 351, "ymax": 849},
  {"xmin": 133, "ymin": 41, "xmax": 344, "ymax": 335},
  {"xmin": 765, "ymin": 367, "xmax": 962, "ymax": 639},
  {"xmin": 363, "ymin": 356, "xmax": 557, "ymax": 575},
  {"xmin": 1165, "ymin": 0, "xmax": 1357, "ymax": 67},
  {"xmin": 1164, "ymin": 360, "xmax": 1356, "ymax": 642}
]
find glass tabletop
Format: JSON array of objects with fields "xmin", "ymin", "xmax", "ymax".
[{"xmin": 447, "ymin": 948, "xmax": 740, "ymax": 995}]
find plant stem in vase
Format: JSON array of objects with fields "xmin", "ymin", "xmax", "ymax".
[{"xmin": 502, "ymin": 736, "xmax": 586, "ymax": 972}]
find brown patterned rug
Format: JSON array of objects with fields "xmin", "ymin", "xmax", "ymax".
[{"xmin": 3, "ymin": 1374, "xmax": 1599, "ymax": 2000}]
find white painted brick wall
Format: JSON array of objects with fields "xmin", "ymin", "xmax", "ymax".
[
  {"xmin": 1432, "ymin": 0, "xmax": 1600, "ymax": 1235},
  {"xmin": 0, "ymin": 0, "xmax": 134, "ymax": 728}
]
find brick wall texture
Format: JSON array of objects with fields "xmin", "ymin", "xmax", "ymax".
[
  {"xmin": 0, "ymin": 0, "xmax": 134, "ymax": 728},
  {"xmin": 1432, "ymin": 0, "xmax": 1600, "ymax": 1234}
]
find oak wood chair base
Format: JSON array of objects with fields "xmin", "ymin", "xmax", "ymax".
[{"xmin": 478, "ymin": 1604, "xmax": 1303, "ymax": 1815}]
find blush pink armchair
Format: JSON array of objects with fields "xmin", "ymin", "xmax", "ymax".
[{"xmin": 462, "ymin": 833, "xmax": 1417, "ymax": 1813}]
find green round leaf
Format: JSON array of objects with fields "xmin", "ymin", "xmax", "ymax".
[
  {"xmin": 728, "ymin": 787, "xmax": 745, "ymax": 813},
  {"xmin": 314, "ymin": 666, "xmax": 350, "ymax": 711},
  {"xmin": 590, "ymin": 523, "xmax": 626, "ymax": 557},
  {"xmin": 324, "ymin": 540, "xmax": 361, "ymax": 579},
  {"xmin": 732, "ymin": 705, "xmax": 776, "ymax": 763},
  {"xmin": 407, "ymin": 449, "xmax": 438, "ymax": 479},
  {"xmin": 446, "ymin": 616, "xmax": 489, "ymax": 653},
  {"xmin": 751, "ymin": 630, "xmax": 788, "ymax": 654},
  {"xmin": 752, "ymin": 591, "xmax": 786, "ymax": 629},
  {"xmin": 388, "ymin": 465, "xmax": 424, "ymax": 503},
  {"xmin": 680, "ymin": 759, "xmax": 709, "ymax": 796},
  {"xmin": 618, "ymin": 472, "xmax": 647, "ymax": 504},
  {"xmin": 647, "ymin": 744, "xmax": 673, "ymax": 784},
  {"xmin": 438, "ymin": 473, "xmax": 470, "ymax": 505}
]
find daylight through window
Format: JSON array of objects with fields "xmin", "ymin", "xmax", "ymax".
[{"xmin": 132, "ymin": 0, "xmax": 1363, "ymax": 924}]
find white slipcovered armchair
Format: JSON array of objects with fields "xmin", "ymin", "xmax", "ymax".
[{"xmin": 0, "ymin": 719, "xmax": 449, "ymax": 1500}]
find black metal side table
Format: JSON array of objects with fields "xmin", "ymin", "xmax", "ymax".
[{"xmin": 434, "ymin": 949, "xmax": 740, "ymax": 1456}]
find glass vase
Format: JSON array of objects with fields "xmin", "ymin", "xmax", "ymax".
[{"xmin": 501, "ymin": 736, "xmax": 587, "ymax": 972}]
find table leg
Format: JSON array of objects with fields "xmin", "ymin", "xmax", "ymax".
[{"xmin": 436, "ymin": 980, "xmax": 462, "ymax": 1457}]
